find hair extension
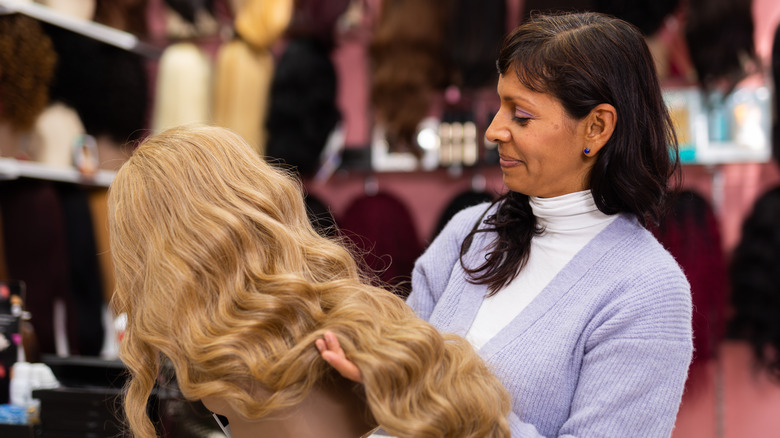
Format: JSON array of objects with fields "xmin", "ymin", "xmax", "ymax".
[
  {"xmin": 684, "ymin": 0, "xmax": 758, "ymax": 96},
  {"xmin": 265, "ymin": 39, "xmax": 341, "ymax": 179},
  {"xmin": 44, "ymin": 25, "xmax": 148, "ymax": 144},
  {"xmin": 94, "ymin": 0, "xmax": 149, "ymax": 36},
  {"xmin": 370, "ymin": 0, "xmax": 452, "ymax": 154},
  {"xmin": 152, "ymin": 42, "xmax": 211, "ymax": 133},
  {"xmin": 464, "ymin": 12, "xmax": 680, "ymax": 294},
  {"xmin": 593, "ymin": 0, "xmax": 680, "ymax": 36},
  {"xmin": 338, "ymin": 192, "xmax": 424, "ymax": 299},
  {"xmin": 233, "ymin": 0, "xmax": 294, "ymax": 50},
  {"xmin": 108, "ymin": 125, "xmax": 511, "ymax": 437},
  {"xmin": 651, "ymin": 190, "xmax": 728, "ymax": 390},
  {"xmin": 212, "ymin": 38, "xmax": 274, "ymax": 155},
  {"xmin": 0, "ymin": 15, "xmax": 57, "ymax": 131},
  {"xmin": 727, "ymin": 187, "xmax": 780, "ymax": 380},
  {"xmin": 285, "ymin": 0, "xmax": 351, "ymax": 48},
  {"xmin": 445, "ymin": 0, "xmax": 506, "ymax": 90}
]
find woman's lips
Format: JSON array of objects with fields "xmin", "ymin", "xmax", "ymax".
[{"xmin": 499, "ymin": 155, "xmax": 522, "ymax": 168}]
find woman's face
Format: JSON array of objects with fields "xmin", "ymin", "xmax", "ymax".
[{"xmin": 485, "ymin": 71, "xmax": 595, "ymax": 198}]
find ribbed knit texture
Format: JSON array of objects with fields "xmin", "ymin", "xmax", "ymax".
[
  {"xmin": 466, "ymin": 191, "xmax": 617, "ymax": 349},
  {"xmin": 408, "ymin": 202, "xmax": 693, "ymax": 437}
]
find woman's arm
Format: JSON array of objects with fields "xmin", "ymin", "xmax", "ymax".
[{"xmin": 407, "ymin": 204, "xmax": 491, "ymax": 320}]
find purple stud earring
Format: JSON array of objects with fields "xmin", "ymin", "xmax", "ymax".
[{"xmin": 584, "ymin": 148, "xmax": 591, "ymax": 154}]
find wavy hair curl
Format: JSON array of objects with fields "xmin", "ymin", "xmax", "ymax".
[{"xmin": 108, "ymin": 125, "xmax": 511, "ymax": 437}]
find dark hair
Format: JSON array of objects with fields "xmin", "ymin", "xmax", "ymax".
[
  {"xmin": 593, "ymin": 0, "xmax": 680, "ymax": 36},
  {"xmin": 727, "ymin": 186, "xmax": 780, "ymax": 380},
  {"xmin": 44, "ymin": 25, "xmax": 148, "ymax": 144},
  {"xmin": 685, "ymin": 0, "xmax": 757, "ymax": 96},
  {"xmin": 463, "ymin": 12, "xmax": 680, "ymax": 294},
  {"xmin": 652, "ymin": 190, "xmax": 727, "ymax": 390},
  {"xmin": 265, "ymin": 39, "xmax": 340, "ymax": 179}
]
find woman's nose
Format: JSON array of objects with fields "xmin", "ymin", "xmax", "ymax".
[{"xmin": 485, "ymin": 112, "xmax": 510, "ymax": 144}]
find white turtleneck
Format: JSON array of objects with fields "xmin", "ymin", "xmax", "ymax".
[{"xmin": 465, "ymin": 190, "xmax": 618, "ymax": 350}]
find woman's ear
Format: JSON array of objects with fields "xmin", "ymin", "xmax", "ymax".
[{"xmin": 583, "ymin": 103, "xmax": 616, "ymax": 156}]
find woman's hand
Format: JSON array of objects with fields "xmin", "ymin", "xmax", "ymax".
[{"xmin": 315, "ymin": 330, "xmax": 363, "ymax": 383}]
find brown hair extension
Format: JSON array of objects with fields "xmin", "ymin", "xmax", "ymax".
[
  {"xmin": 370, "ymin": 0, "xmax": 452, "ymax": 154},
  {"xmin": 94, "ymin": 0, "xmax": 149, "ymax": 36},
  {"xmin": 0, "ymin": 15, "xmax": 57, "ymax": 131},
  {"xmin": 108, "ymin": 125, "xmax": 511, "ymax": 437}
]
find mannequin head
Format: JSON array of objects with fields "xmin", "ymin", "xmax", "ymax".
[{"xmin": 108, "ymin": 125, "xmax": 511, "ymax": 437}]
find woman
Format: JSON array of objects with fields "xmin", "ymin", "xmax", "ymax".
[
  {"xmin": 328, "ymin": 11, "xmax": 692, "ymax": 437},
  {"xmin": 107, "ymin": 125, "xmax": 511, "ymax": 438}
]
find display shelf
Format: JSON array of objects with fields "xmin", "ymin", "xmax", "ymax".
[
  {"xmin": 690, "ymin": 144, "xmax": 773, "ymax": 165},
  {"xmin": 0, "ymin": 0, "xmax": 162, "ymax": 58},
  {"xmin": 664, "ymin": 83, "xmax": 773, "ymax": 166},
  {"xmin": 0, "ymin": 157, "xmax": 115, "ymax": 187}
]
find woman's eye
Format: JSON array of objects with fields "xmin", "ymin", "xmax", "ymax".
[{"xmin": 512, "ymin": 116, "xmax": 531, "ymax": 126}]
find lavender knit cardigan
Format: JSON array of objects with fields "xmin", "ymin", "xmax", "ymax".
[{"xmin": 407, "ymin": 203, "xmax": 693, "ymax": 437}]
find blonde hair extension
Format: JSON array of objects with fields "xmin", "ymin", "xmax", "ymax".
[
  {"xmin": 152, "ymin": 43, "xmax": 212, "ymax": 133},
  {"xmin": 212, "ymin": 39, "xmax": 274, "ymax": 155},
  {"xmin": 108, "ymin": 125, "xmax": 511, "ymax": 437},
  {"xmin": 233, "ymin": 0, "xmax": 293, "ymax": 50}
]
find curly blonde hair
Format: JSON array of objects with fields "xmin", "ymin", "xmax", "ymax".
[{"xmin": 108, "ymin": 125, "xmax": 511, "ymax": 437}]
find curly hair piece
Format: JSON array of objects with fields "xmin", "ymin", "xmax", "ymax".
[
  {"xmin": 0, "ymin": 14, "xmax": 57, "ymax": 131},
  {"xmin": 108, "ymin": 124, "xmax": 511, "ymax": 437}
]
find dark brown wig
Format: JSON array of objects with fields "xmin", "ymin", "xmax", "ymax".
[
  {"xmin": 652, "ymin": 190, "xmax": 728, "ymax": 390},
  {"xmin": 728, "ymin": 186, "xmax": 780, "ymax": 381},
  {"xmin": 685, "ymin": 0, "xmax": 757, "ymax": 96}
]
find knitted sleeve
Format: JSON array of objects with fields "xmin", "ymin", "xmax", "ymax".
[{"xmin": 408, "ymin": 203, "xmax": 489, "ymax": 320}]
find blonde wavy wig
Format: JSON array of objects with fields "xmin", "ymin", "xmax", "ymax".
[{"xmin": 108, "ymin": 125, "xmax": 511, "ymax": 437}]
